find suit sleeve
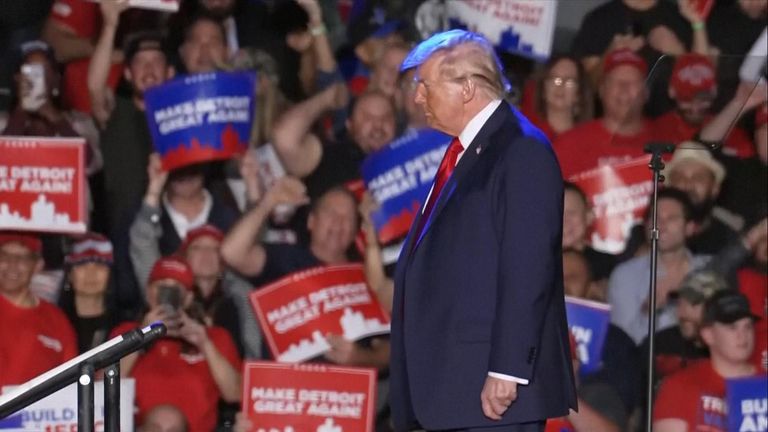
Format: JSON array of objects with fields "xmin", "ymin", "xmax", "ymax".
[{"xmin": 488, "ymin": 136, "xmax": 563, "ymax": 380}]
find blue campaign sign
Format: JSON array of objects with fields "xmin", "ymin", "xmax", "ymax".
[
  {"xmin": 144, "ymin": 71, "xmax": 256, "ymax": 171},
  {"xmin": 564, "ymin": 296, "xmax": 611, "ymax": 375},
  {"xmin": 727, "ymin": 376, "xmax": 768, "ymax": 432},
  {"xmin": 361, "ymin": 128, "xmax": 451, "ymax": 244}
]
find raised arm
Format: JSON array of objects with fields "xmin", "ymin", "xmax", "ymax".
[
  {"xmin": 220, "ymin": 175, "xmax": 309, "ymax": 276},
  {"xmin": 88, "ymin": 0, "xmax": 128, "ymax": 128},
  {"xmin": 678, "ymin": 0, "xmax": 713, "ymax": 57},
  {"xmin": 129, "ymin": 153, "xmax": 168, "ymax": 294},
  {"xmin": 271, "ymin": 81, "xmax": 348, "ymax": 178},
  {"xmin": 699, "ymin": 81, "xmax": 767, "ymax": 143}
]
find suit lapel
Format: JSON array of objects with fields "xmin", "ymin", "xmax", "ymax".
[{"xmin": 412, "ymin": 102, "xmax": 512, "ymax": 251}]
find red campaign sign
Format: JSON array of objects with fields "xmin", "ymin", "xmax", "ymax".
[
  {"xmin": 569, "ymin": 156, "xmax": 652, "ymax": 254},
  {"xmin": 0, "ymin": 136, "xmax": 86, "ymax": 234},
  {"xmin": 242, "ymin": 361, "xmax": 376, "ymax": 432},
  {"xmin": 250, "ymin": 264, "xmax": 390, "ymax": 363}
]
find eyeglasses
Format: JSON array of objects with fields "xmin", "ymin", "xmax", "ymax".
[{"xmin": 546, "ymin": 76, "xmax": 578, "ymax": 88}]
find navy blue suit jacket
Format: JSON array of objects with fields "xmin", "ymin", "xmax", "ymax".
[{"xmin": 389, "ymin": 102, "xmax": 577, "ymax": 431}]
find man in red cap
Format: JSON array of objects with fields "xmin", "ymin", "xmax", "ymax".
[
  {"xmin": 653, "ymin": 54, "xmax": 755, "ymax": 158},
  {"xmin": 0, "ymin": 231, "xmax": 77, "ymax": 388},
  {"xmin": 553, "ymin": 48, "xmax": 655, "ymax": 179},
  {"xmin": 113, "ymin": 256, "xmax": 241, "ymax": 432}
]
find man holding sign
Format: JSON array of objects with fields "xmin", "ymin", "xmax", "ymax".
[
  {"xmin": 390, "ymin": 30, "xmax": 576, "ymax": 431},
  {"xmin": 653, "ymin": 291, "xmax": 762, "ymax": 432}
]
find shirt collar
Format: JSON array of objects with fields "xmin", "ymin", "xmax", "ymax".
[
  {"xmin": 163, "ymin": 189, "xmax": 213, "ymax": 239},
  {"xmin": 458, "ymin": 99, "xmax": 502, "ymax": 149}
]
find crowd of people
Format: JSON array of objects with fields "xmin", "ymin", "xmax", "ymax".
[{"xmin": 0, "ymin": 0, "xmax": 766, "ymax": 431}]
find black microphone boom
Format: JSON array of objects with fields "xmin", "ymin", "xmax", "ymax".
[{"xmin": 0, "ymin": 322, "xmax": 166, "ymax": 419}]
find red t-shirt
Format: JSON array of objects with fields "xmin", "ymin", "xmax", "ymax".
[
  {"xmin": 111, "ymin": 321, "xmax": 242, "ymax": 432},
  {"xmin": 652, "ymin": 111, "xmax": 755, "ymax": 158},
  {"xmin": 49, "ymin": 0, "xmax": 122, "ymax": 113},
  {"xmin": 738, "ymin": 268, "xmax": 768, "ymax": 371},
  {"xmin": 654, "ymin": 361, "xmax": 729, "ymax": 431},
  {"xmin": 0, "ymin": 294, "xmax": 77, "ymax": 388},
  {"xmin": 552, "ymin": 119, "xmax": 654, "ymax": 179}
]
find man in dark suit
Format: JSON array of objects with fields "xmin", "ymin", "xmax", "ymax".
[{"xmin": 389, "ymin": 30, "xmax": 577, "ymax": 431}]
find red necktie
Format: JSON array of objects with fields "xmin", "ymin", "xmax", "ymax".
[{"xmin": 414, "ymin": 137, "xmax": 464, "ymax": 245}]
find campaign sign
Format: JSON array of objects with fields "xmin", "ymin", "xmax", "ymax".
[
  {"xmin": 89, "ymin": 0, "xmax": 179, "ymax": 11},
  {"xmin": 446, "ymin": 0, "xmax": 558, "ymax": 59},
  {"xmin": 144, "ymin": 71, "xmax": 255, "ymax": 171},
  {"xmin": 242, "ymin": 361, "xmax": 376, "ymax": 432},
  {"xmin": 726, "ymin": 376, "xmax": 768, "ymax": 432},
  {"xmin": 250, "ymin": 264, "xmax": 391, "ymax": 363},
  {"xmin": 361, "ymin": 128, "xmax": 451, "ymax": 244},
  {"xmin": 570, "ymin": 156, "xmax": 653, "ymax": 254},
  {"xmin": 564, "ymin": 296, "xmax": 611, "ymax": 375},
  {"xmin": 0, "ymin": 379, "xmax": 135, "ymax": 431},
  {"xmin": 0, "ymin": 136, "xmax": 86, "ymax": 234}
]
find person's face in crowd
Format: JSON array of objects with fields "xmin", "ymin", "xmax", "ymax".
[
  {"xmin": 69, "ymin": 262, "xmax": 110, "ymax": 297},
  {"xmin": 701, "ymin": 317, "xmax": 755, "ymax": 364},
  {"xmin": 667, "ymin": 162, "xmax": 719, "ymax": 207},
  {"xmin": 0, "ymin": 242, "xmax": 42, "ymax": 296},
  {"xmin": 562, "ymin": 252, "xmax": 591, "ymax": 298},
  {"xmin": 675, "ymin": 94, "xmax": 714, "ymax": 126},
  {"xmin": 200, "ymin": 0, "xmax": 235, "ymax": 19},
  {"xmin": 397, "ymin": 69, "xmax": 427, "ymax": 129},
  {"xmin": 738, "ymin": 0, "xmax": 768, "ymax": 19},
  {"xmin": 677, "ymin": 297, "xmax": 705, "ymax": 340},
  {"xmin": 308, "ymin": 190, "xmax": 358, "ymax": 258},
  {"xmin": 562, "ymin": 189, "xmax": 592, "ymax": 249},
  {"xmin": 140, "ymin": 405, "xmax": 188, "ymax": 432},
  {"xmin": 126, "ymin": 50, "xmax": 172, "ymax": 96},
  {"xmin": 347, "ymin": 93, "xmax": 396, "ymax": 153},
  {"xmin": 16, "ymin": 51, "xmax": 58, "ymax": 105},
  {"xmin": 599, "ymin": 65, "xmax": 646, "ymax": 123},
  {"xmin": 179, "ymin": 20, "xmax": 228, "ymax": 74},
  {"xmin": 185, "ymin": 236, "xmax": 221, "ymax": 280},
  {"xmin": 370, "ymin": 45, "xmax": 408, "ymax": 98},
  {"xmin": 652, "ymin": 197, "xmax": 694, "ymax": 253},
  {"xmin": 544, "ymin": 58, "xmax": 580, "ymax": 113},
  {"xmin": 755, "ymin": 123, "xmax": 767, "ymax": 164},
  {"xmin": 167, "ymin": 172, "xmax": 204, "ymax": 199},
  {"xmin": 414, "ymin": 54, "xmax": 466, "ymax": 137}
]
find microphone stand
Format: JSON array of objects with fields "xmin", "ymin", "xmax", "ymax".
[
  {"xmin": 643, "ymin": 142, "xmax": 674, "ymax": 432},
  {"xmin": 0, "ymin": 323, "xmax": 166, "ymax": 431}
]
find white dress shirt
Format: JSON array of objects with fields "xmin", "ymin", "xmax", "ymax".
[{"xmin": 163, "ymin": 190, "xmax": 213, "ymax": 240}]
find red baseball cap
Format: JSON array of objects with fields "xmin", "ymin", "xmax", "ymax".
[
  {"xmin": 148, "ymin": 256, "xmax": 195, "ymax": 290},
  {"xmin": 603, "ymin": 49, "xmax": 648, "ymax": 78},
  {"xmin": 670, "ymin": 54, "xmax": 716, "ymax": 101},
  {"xmin": 0, "ymin": 231, "xmax": 42, "ymax": 254},
  {"xmin": 756, "ymin": 103, "xmax": 768, "ymax": 127},
  {"xmin": 180, "ymin": 224, "xmax": 223, "ymax": 253},
  {"xmin": 66, "ymin": 233, "xmax": 113, "ymax": 266}
]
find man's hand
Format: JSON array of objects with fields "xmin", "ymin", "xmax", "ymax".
[
  {"xmin": 99, "ymin": 0, "xmax": 129, "ymax": 29},
  {"xmin": 481, "ymin": 376, "xmax": 517, "ymax": 420},
  {"xmin": 324, "ymin": 334, "xmax": 364, "ymax": 365},
  {"xmin": 263, "ymin": 176, "xmax": 310, "ymax": 209},
  {"xmin": 178, "ymin": 312, "xmax": 209, "ymax": 349},
  {"xmin": 144, "ymin": 153, "xmax": 168, "ymax": 206}
]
